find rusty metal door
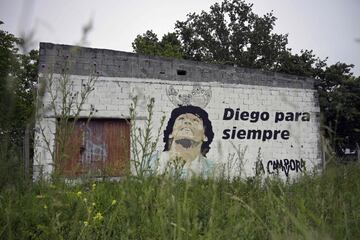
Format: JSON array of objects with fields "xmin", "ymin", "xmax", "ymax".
[{"xmin": 59, "ymin": 119, "xmax": 130, "ymax": 177}]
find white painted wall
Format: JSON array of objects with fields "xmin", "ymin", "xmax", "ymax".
[{"xmin": 34, "ymin": 74, "xmax": 321, "ymax": 179}]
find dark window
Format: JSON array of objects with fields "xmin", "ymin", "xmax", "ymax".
[{"xmin": 177, "ymin": 69, "xmax": 187, "ymax": 75}]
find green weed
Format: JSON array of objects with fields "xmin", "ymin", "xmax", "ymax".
[{"xmin": 1, "ymin": 163, "xmax": 360, "ymax": 239}]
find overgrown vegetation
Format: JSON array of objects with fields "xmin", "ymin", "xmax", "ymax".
[
  {"xmin": 1, "ymin": 0, "xmax": 360, "ymax": 238},
  {"xmin": 1, "ymin": 164, "xmax": 360, "ymax": 239},
  {"xmin": 129, "ymin": 96, "xmax": 166, "ymax": 177},
  {"xmin": 36, "ymin": 57, "xmax": 97, "ymax": 180}
]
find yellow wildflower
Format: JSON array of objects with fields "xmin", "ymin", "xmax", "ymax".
[
  {"xmin": 83, "ymin": 221, "xmax": 89, "ymax": 226},
  {"xmin": 43, "ymin": 205, "xmax": 48, "ymax": 209},
  {"xmin": 92, "ymin": 183, "xmax": 96, "ymax": 190},
  {"xmin": 111, "ymin": 199, "xmax": 117, "ymax": 206},
  {"xmin": 76, "ymin": 191, "xmax": 82, "ymax": 197},
  {"xmin": 93, "ymin": 212, "xmax": 104, "ymax": 221}
]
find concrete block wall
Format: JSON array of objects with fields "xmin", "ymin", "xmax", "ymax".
[{"xmin": 34, "ymin": 43, "xmax": 322, "ymax": 179}]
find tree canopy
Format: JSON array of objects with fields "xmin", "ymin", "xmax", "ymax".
[
  {"xmin": 132, "ymin": 0, "xmax": 359, "ymax": 156},
  {"xmin": 0, "ymin": 22, "xmax": 38, "ymax": 144},
  {"xmin": 132, "ymin": 31, "xmax": 183, "ymax": 59},
  {"xmin": 316, "ymin": 63, "xmax": 360, "ymax": 154},
  {"xmin": 175, "ymin": 0, "xmax": 288, "ymax": 70}
]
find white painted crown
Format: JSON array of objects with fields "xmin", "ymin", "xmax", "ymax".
[{"xmin": 166, "ymin": 84, "xmax": 212, "ymax": 108}]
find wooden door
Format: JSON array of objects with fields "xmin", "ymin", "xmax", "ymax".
[{"xmin": 58, "ymin": 119, "xmax": 130, "ymax": 177}]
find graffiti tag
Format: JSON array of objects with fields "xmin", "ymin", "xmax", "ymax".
[{"xmin": 267, "ymin": 158, "xmax": 306, "ymax": 177}]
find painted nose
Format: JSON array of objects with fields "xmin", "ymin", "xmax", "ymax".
[{"xmin": 183, "ymin": 118, "xmax": 192, "ymax": 125}]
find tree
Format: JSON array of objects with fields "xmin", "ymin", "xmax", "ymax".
[
  {"xmin": 0, "ymin": 21, "xmax": 21, "ymax": 132},
  {"xmin": 0, "ymin": 22, "xmax": 38, "ymax": 145},
  {"xmin": 316, "ymin": 63, "xmax": 360, "ymax": 154},
  {"xmin": 0, "ymin": 22, "xmax": 38, "ymax": 187},
  {"xmin": 175, "ymin": 0, "xmax": 289, "ymax": 70},
  {"xmin": 133, "ymin": 0, "xmax": 289, "ymax": 70},
  {"xmin": 11, "ymin": 49, "xmax": 38, "ymax": 145},
  {"xmin": 132, "ymin": 0, "xmax": 329, "ymax": 77}
]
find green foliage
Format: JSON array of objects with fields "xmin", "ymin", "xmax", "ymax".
[
  {"xmin": 132, "ymin": 30, "xmax": 184, "ymax": 59},
  {"xmin": 1, "ymin": 164, "xmax": 360, "ymax": 239},
  {"xmin": 175, "ymin": 0, "xmax": 288, "ymax": 70},
  {"xmin": 316, "ymin": 63, "xmax": 360, "ymax": 154},
  {"xmin": 129, "ymin": 96, "xmax": 166, "ymax": 177},
  {"xmin": 275, "ymin": 49, "xmax": 327, "ymax": 77},
  {"xmin": 0, "ymin": 22, "xmax": 21, "ymax": 132},
  {"xmin": 11, "ymin": 49, "xmax": 38, "ymax": 144},
  {"xmin": 0, "ymin": 22, "xmax": 38, "ymax": 188},
  {"xmin": 0, "ymin": 24, "xmax": 38, "ymax": 138}
]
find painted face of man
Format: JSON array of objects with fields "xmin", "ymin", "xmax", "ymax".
[{"xmin": 170, "ymin": 113, "xmax": 206, "ymax": 142}]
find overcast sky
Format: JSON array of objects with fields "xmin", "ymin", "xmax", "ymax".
[{"xmin": 1, "ymin": 0, "xmax": 359, "ymax": 76}]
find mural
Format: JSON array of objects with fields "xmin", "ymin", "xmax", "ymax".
[
  {"xmin": 152, "ymin": 85, "xmax": 215, "ymax": 178},
  {"xmin": 150, "ymin": 83, "xmax": 313, "ymax": 179}
]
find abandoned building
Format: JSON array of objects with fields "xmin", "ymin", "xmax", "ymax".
[{"xmin": 34, "ymin": 43, "xmax": 322, "ymax": 179}]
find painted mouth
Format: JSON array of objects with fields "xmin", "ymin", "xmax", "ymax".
[{"xmin": 175, "ymin": 139, "xmax": 193, "ymax": 148}]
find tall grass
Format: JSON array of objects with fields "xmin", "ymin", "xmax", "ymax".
[{"xmin": 1, "ymin": 162, "xmax": 360, "ymax": 239}]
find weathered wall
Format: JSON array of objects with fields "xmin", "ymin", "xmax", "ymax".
[{"xmin": 34, "ymin": 43, "xmax": 322, "ymax": 179}]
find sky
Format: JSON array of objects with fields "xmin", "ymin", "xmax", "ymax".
[{"xmin": 1, "ymin": 0, "xmax": 360, "ymax": 76}]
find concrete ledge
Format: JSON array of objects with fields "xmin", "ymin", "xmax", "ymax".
[{"xmin": 39, "ymin": 42, "xmax": 315, "ymax": 89}]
